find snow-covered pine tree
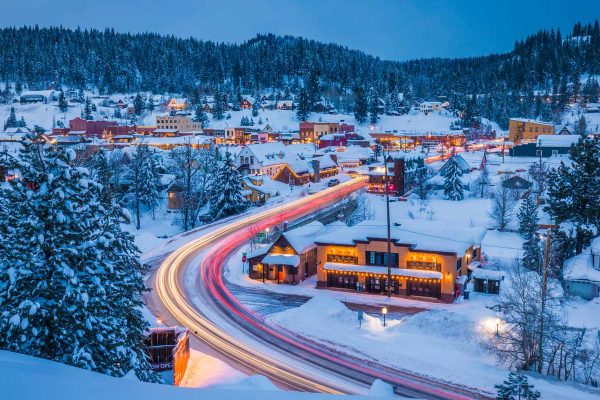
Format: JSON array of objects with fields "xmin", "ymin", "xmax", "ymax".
[
  {"xmin": 0, "ymin": 137, "xmax": 156, "ymax": 381},
  {"xmin": 82, "ymin": 97, "xmax": 93, "ymax": 120},
  {"xmin": 125, "ymin": 144, "xmax": 154, "ymax": 229},
  {"xmin": 209, "ymin": 152, "xmax": 248, "ymax": 221},
  {"xmin": 546, "ymin": 135, "xmax": 600, "ymax": 252},
  {"xmin": 296, "ymin": 88, "xmax": 310, "ymax": 121},
  {"xmin": 4, "ymin": 107, "xmax": 18, "ymax": 130},
  {"xmin": 354, "ymin": 87, "xmax": 368, "ymax": 124},
  {"xmin": 368, "ymin": 87, "xmax": 379, "ymax": 124},
  {"xmin": 443, "ymin": 156, "xmax": 464, "ymax": 201},
  {"xmin": 251, "ymin": 100, "xmax": 259, "ymax": 117},
  {"xmin": 133, "ymin": 93, "xmax": 144, "ymax": 116},
  {"xmin": 58, "ymin": 90, "xmax": 68, "ymax": 113},
  {"xmin": 193, "ymin": 104, "xmax": 208, "ymax": 126},
  {"xmin": 86, "ymin": 148, "xmax": 113, "ymax": 207},
  {"xmin": 212, "ymin": 89, "xmax": 225, "ymax": 120},
  {"xmin": 518, "ymin": 193, "xmax": 542, "ymax": 271},
  {"xmin": 495, "ymin": 372, "xmax": 540, "ymax": 400},
  {"xmin": 140, "ymin": 151, "xmax": 162, "ymax": 220}
]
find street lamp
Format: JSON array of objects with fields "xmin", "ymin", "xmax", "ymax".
[
  {"xmin": 495, "ymin": 317, "xmax": 501, "ymax": 337},
  {"xmin": 382, "ymin": 307, "xmax": 388, "ymax": 327},
  {"xmin": 265, "ymin": 227, "xmax": 270, "ymax": 242}
]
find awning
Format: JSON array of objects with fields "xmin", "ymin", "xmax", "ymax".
[
  {"xmin": 471, "ymin": 268, "xmax": 505, "ymax": 281},
  {"xmin": 324, "ymin": 262, "xmax": 442, "ymax": 279},
  {"xmin": 262, "ymin": 254, "xmax": 300, "ymax": 267}
]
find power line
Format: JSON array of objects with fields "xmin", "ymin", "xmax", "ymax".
[{"xmin": 333, "ymin": 223, "xmax": 525, "ymax": 251}]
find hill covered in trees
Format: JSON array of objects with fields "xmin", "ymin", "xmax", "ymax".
[{"xmin": 0, "ymin": 21, "xmax": 599, "ymax": 128}]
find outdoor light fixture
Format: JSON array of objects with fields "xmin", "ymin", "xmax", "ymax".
[{"xmin": 382, "ymin": 307, "xmax": 388, "ymax": 327}]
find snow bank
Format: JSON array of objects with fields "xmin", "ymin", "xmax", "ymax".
[{"xmin": 0, "ymin": 350, "xmax": 385, "ymax": 400}]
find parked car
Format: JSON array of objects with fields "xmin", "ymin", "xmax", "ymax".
[{"xmin": 327, "ymin": 178, "xmax": 340, "ymax": 187}]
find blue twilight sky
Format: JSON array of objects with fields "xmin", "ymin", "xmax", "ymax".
[{"xmin": 0, "ymin": 0, "xmax": 598, "ymax": 61}]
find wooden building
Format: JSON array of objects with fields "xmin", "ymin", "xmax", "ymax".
[
  {"xmin": 248, "ymin": 221, "xmax": 346, "ymax": 284},
  {"xmin": 314, "ymin": 221, "xmax": 486, "ymax": 303}
]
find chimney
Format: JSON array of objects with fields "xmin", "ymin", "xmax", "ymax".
[
  {"xmin": 283, "ymin": 220, "xmax": 289, "ymax": 232},
  {"xmin": 311, "ymin": 159, "xmax": 321, "ymax": 183}
]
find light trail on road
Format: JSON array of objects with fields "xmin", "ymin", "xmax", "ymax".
[{"xmin": 155, "ymin": 177, "xmax": 491, "ymax": 399}]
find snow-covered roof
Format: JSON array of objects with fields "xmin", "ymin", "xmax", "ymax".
[
  {"xmin": 564, "ymin": 252, "xmax": 600, "ymax": 282},
  {"xmin": 262, "ymin": 254, "xmax": 300, "ymax": 267},
  {"xmin": 316, "ymin": 219, "xmax": 485, "ymax": 256},
  {"xmin": 324, "ymin": 262, "xmax": 442, "ymax": 279},
  {"xmin": 242, "ymin": 175, "xmax": 289, "ymax": 196},
  {"xmin": 282, "ymin": 221, "xmax": 326, "ymax": 254},
  {"xmin": 245, "ymin": 142, "xmax": 288, "ymax": 166},
  {"xmin": 536, "ymin": 135, "xmax": 580, "ymax": 148},
  {"xmin": 3, "ymin": 127, "xmax": 31, "ymax": 134},
  {"xmin": 471, "ymin": 268, "xmax": 506, "ymax": 280},
  {"xmin": 320, "ymin": 145, "xmax": 373, "ymax": 162},
  {"xmin": 481, "ymin": 230, "xmax": 523, "ymax": 264},
  {"xmin": 277, "ymin": 100, "xmax": 294, "ymax": 107},
  {"xmin": 510, "ymin": 118, "xmax": 554, "ymax": 127}
]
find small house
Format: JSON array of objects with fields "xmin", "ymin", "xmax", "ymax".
[
  {"xmin": 248, "ymin": 222, "xmax": 345, "ymax": 284},
  {"xmin": 563, "ymin": 237, "xmax": 600, "ymax": 300}
]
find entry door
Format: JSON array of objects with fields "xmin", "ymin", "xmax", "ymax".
[{"xmin": 278, "ymin": 267, "xmax": 284, "ymax": 282}]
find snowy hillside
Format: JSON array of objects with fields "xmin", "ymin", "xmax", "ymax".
[
  {"xmin": 0, "ymin": 95, "xmax": 503, "ymax": 135},
  {"xmin": 0, "ymin": 351, "xmax": 390, "ymax": 400}
]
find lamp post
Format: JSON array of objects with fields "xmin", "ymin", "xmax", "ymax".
[
  {"xmin": 382, "ymin": 144, "xmax": 393, "ymax": 298},
  {"xmin": 382, "ymin": 307, "xmax": 388, "ymax": 327},
  {"xmin": 265, "ymin": 227, "xmax": 270, "ymax": 243},
  {"xmin": 495, "ymin": 317, "xmax": 500, "ymax": 337}
]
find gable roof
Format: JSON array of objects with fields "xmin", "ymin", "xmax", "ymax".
[{"xmin": 315, "ymin": 219, "xmax": 485, "ymax": 256}]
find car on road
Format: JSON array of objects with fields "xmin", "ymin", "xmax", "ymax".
[{"xmin": 327, "ymin": 178, "xmax": 340, "ymax": 187}]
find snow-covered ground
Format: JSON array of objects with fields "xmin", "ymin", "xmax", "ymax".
[{"xmin": 0, "ymin": 350, "xmax": 393, "ymax": 400}]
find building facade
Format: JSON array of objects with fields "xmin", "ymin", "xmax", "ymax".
[
  {"xmin": 156, "ymin": 115, "xmax": 202, "ymax": 134},
  {"xmin": 508, "ymin": 118, "xmax": 555, "ymax": 144},
  {"xmin": 314, "ymin": 222, "xmax": 484, "ymax": 303},
  {"xmin": 299, "ymin": 122, "xmax": 339, "ymax": 142}
]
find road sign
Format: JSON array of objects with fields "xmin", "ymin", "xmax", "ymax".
[
  {"xmin": 357, "ymin": 310, "xmax": 364, "ymax": 328},
  {"xmin": 242, "ymin": 255, "xmax": 247, "ymax": 263}
]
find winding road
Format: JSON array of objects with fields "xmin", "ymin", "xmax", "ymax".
[{"xmin": 151, "ymin": 177, "xmax": 492, "ymax": 399}]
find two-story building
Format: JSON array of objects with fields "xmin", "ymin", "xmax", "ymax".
[
  {"xmin": 236, "ymin": 142, "xmax": 289, "ymax": 176},
  {"xmin": 248, "ymin": 221, "xmax": 347, "ymax": 284},
  {"xmin": 299, "ymin": 122, "xmax": 340, "ymax": 142},
  {"xmin": 508, "ymin": 118, "xmax": 555, "ymax": 144},
  {"xmin": 167, "ymin": 98, "xmax": 190, "ymax": 112},
  {"xmin": 314, "ymin": 220, "xmax": 486, "ymax": 302},
  {"xmin": 156, "ymin": 115, "xmax": 202, "ymax": 135}
]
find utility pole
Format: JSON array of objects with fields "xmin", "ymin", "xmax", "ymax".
[
  {"xmin": 537, "ymin": 224, "xmax": 554, "ymax": 373},
  {"xmin": 383, "ymin": 144, "xmax": 393, "ymax": 298}
]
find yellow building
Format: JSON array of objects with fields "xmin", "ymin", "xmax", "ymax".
[
  {"xmin": 156, "ymin": 115, "xmax": 202, "ymax": 134},
  {"xmin": 314, "ymin": 221, "xmax": 485, "ymax": 303},
  {"xmin": 508, "ymin": 118, "xmax": 555, "ymax": 144},
  {"xmin": 167, "ymin": 98, "xmax": 190, "ymax": 111}
]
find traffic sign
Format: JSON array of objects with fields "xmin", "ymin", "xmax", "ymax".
[{"xmin": 357, "ymin": 310, "xmax": 364, "ymax": 328}]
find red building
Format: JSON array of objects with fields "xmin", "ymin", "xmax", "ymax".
[
  {"xmin": 339, "ymin": 123, "xmax": 355, "ymax": 133},
  {"xmin": 69, "ymin": 117, "xmax": 117, "ymax": 138}
]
